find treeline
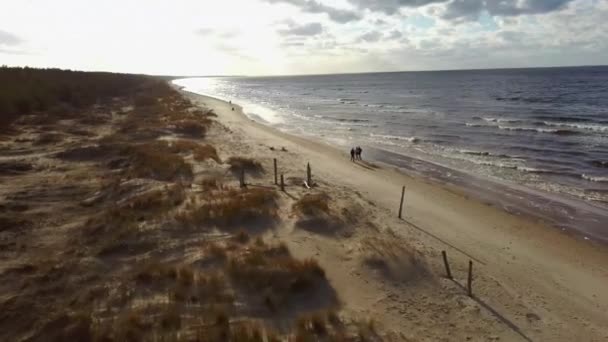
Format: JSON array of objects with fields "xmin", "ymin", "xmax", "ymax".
[{"xmin": 0, "ymin": 66, "xmax": 163, "ymax": 129}]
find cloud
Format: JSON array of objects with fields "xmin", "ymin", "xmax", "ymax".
[
  {"xmin": 388, "ymin": 30, "xmax": 403, "ymax": 39},
  {"xmin": 279, "ymin": 22, "xmax": 324, "ymax": 36},
  {"xmin": 348, "ymin": 0, "xmax": 446, "ymax": 14},
  {"xmin": 358, "ymin": 30, "xmax": 383, "ymax": 42},
  {"xmin": 347, "ymin": 0, "xmax": 575, "ymax": 19},
  {"xmin": 263, "ymin": 0, "xmax": 361, "ymax": 23},
  {"xmin": 0, "ymin": 30, "xmax": 23, "ymax": 46},
  {"xmin": 195, "ymin": 28, "xmax": 238, "ymax": 38},
  {"xmin": 442, "ymin": 0, "xmax": 576, "ymax": 20}
]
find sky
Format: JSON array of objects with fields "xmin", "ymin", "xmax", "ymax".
[{"xmin": 0, "ymin": 0, "xmax": 607, "ymax": 76}]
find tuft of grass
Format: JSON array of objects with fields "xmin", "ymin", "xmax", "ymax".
[
  {"xmin": 34, "ymin": 132, "xmax": 63, "ymax": 145},
  {"xmin": 192, "ymin": 144, "xmax": 220, "ymax": 163},
  {"xmin": 227, "ymin": 157, "xmax": 263, "ymax": 173},
  {"xmin": 160, "ymin": 305, "xmax": 181, "ymax": 331},
  {"xmin": 200, "ymin": 177, "xmax": 222, "ymax": 191},
  {"xmin": 123, "ymin": 141, "xmax": 193, "ymax": 181},
  {"xmin": 173, "ymin": 119, "xmax": 208, "ymax": 137},
  {"xmin": 227, "ymin": 240, "xmax": 326, "ymax": 306},
  {"xmin": 169, "ymin": 140, "xmax": 220, "ymax": 163},
  {"xmin": 360, "ymin": 235, "xmax": 428, "ymax": 281},
  {"xmin": 177, "ymin": 188, "xmax": 278, "ymax": 227},
  {"xmin": 121, "ymin": 183, "xmax": 185, "ymax": 213},
  {"xmin": 233, "ymin": 230, "xmax": 250, "ymax": 244},
  {"xmin": 293, "ymin": 193, "xmax": 330, "ymax": 217}
]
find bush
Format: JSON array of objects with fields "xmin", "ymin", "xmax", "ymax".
[
  {"xmin": 293, "ymin": 193, "xmax": 330, "ymax": 216},
  {"xmin": 227, "ymin": 157, "xmax": 263, "ymax": 173},
  {"xmin": 0, "ymin": 66, "xmax": 164, "ymax": 131},
  {"xmin": 123, "ymin": 142, "xmax": 193, "ymax": 181},
  {"xmin": 177, "ymin": 188, "xmax": 278, "ymax": 227}
]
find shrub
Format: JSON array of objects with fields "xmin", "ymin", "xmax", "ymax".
[
  {"xmin": 193, "ymin": 144, "xmax": 220, "ymax": 163},
  {"xmin": 293, "ymin": 193, "xmax": 330, "ymax": 216},
  {"xmin": 173, "ymin": 119, "xmax": 207, "ymax": 137},
  {"xmin": 227, "ymin": 157, "xmax": 263, "ymax": 173},
  {"xmin": 177, "ymin": 188, "xmax": 278, "ymax": 227},
  {"xmin": 227, "ymin": 241, "xmax": 326, "ymax": 304},
  {"xmin": 123, "ymin": 142, "xmax": 193, "ymax": 181}
]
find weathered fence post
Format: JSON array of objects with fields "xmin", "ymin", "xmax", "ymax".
[
  {"xmin": 441, "ymin": 251, "xmax": 452, "ymax": 279},
  {"xmin": 306, "ymin": 162, "xmax": 312, "ymax": 185},
  {"xmin": 240, "ymin": 168, "xmax": 246, "ymax": 188},
  {"xmin": 467, "ymin": 260, "xmax": 473, "ymax": 297},
  {"xmin": 280, "ymin": 174, "xmax": 285, "ymax": 191},
  {"xmin": 273, "ymin": 158, "xmax": 278, "ymax": 185},
  {"xmin": 398, "ymin": 186, "xmax": 405, "ymax": 219}
]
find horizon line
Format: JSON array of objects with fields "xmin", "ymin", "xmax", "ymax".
[{"xmin": 166, "ymin": 64, "xmax": 608, "ymax": 79}]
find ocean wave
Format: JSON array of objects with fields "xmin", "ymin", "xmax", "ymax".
[
  {"xmin": 370, "ymin": 133, "xmax": 420, "ymax": 143},
  {"xmin": 582, "ymin": 174, "xmax": 608, "ymax": 183},
  {"xmin": 456, "ymin": 149, "xmax": 523, "ymax": 160},
  {"xmin": 338, "ymin": 98, "xmax": 358, "ymax": 102},
  {"xmin": 465, "ymin": 122, "xmax": 490, "ymax": 127},
  {"xmin": 498, "ymin": 126, "xmax": 580, "ymax": 135},
  {"xmin": 483, "ymin": 117, "xmax": 523, "ymax": 124},
  {"xmin": 590, "ymin": 160, "xmax": 608, "ymax": 168},
  {"xmin": 516, "ymin": 166, "xmax": 558, "ymax": 174},
  {"xmin": 542, "ymin": 121, "xmax": 608, "ymax": 132},
  {"xmin": 532, "ymin": 115, "xmax": 594, "ymax": 123}
]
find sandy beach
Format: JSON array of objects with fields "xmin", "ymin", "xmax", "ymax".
[
  {"xmin": 1, "ymin": 70, "xmax": 606, "ymax": 340},
  {"xmin": 181, "ymin": 90, "xmax": 608, "ymax": 341}
]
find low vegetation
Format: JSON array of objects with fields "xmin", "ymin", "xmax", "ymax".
[
  {"xmin": 0, "ymin": 66, "xmax": 156, "ymax": 131},
  {"xmin": 0, "ymin": 67, "xmax": 388, "ymax": 341},
  {"xmin": 293, "ymin": 193, "xmax": 331, "ymax": 216},
  {"xmin": 360, "ymin": 232, "xmax": 428, "ymax": 282},
  {"xmin": 227, "ymin": 156, "xmax": 264, "ymax": 174},
  {"xmin": 122, "ymin": 141, "xmax": 193, "ymax": 181},
  {"xmin": 178, "ymin": 187, "xmax": 278, "ymax": 228}
]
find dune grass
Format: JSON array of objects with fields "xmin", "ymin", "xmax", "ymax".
[
  {"xmin": 177, "ymin": 187, "xmax": 278, "ymax": 228},
  {"xmin": 293, "ymin": 193, "xmax": 331, "ymax": 217},
  {"xmin": 227, "ymin": 157, "xmax": 264, "ymax": 173}
]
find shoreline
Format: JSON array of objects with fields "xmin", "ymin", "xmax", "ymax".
[{"xmin": 177, "ymin": 85, "xmax": 608, "ymax": 245}]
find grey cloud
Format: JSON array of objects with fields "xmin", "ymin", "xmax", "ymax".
[
  {"xmin": 348, "ymin": 0, "xmax": 446, "ymax": 14},
  {"xmin": 279, "ymin": 22, "xmax": 324, "ymax": 36},
  {"xmin": 359, "ymin": 30, "xmax": 383, "ymax": 42},
  {"xmin": 347, "ymin": 0, "xmax": 574, "ymax": 19},
  {"xmin": 264, "ymin": 0, "xmax": 361, "ymax": 23},
  {"xmin": 443, "ymin": 0, "xmax": 576, "ymax": 20},
  {"xmin": 388, "ymin": 30, "xmax": 403, "ymax": 39},
  {"xmin": 0, "ymin": 30, "xmax": 23, "ymax": 46}
]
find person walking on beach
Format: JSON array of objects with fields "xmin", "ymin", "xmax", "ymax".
[
  {"xmin": 355, "ymin": 146, "xmax": 362, "ymax": 160},
  {"xmin": 350, "ymin": 147, "xmax": 355, "ymax": 162}
]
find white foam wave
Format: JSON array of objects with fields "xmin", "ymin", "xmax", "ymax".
[
  {"xmin": 543, "ymin": 121, "xmax": 608, "ymax": 132},
  {"xmin": 498, "ymin": 126, "xmax": 578, "ymax": 135},
  {"xmin": 370, "ymin": 133, "xmax": 420, "ymax": 143},
  {"xmin": 483, "ymin": 117, "xmax": 521, "ymax": 123},
  {"xmin": 582, "ymin": 174, "xmax": 608, "ymax": 183}
]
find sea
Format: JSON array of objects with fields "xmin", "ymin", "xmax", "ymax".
[{"xmin": 173, "ymin": 66, "xmax": 608, "ymax": 243}]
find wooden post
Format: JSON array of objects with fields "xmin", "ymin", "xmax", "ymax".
[
  {"xmin": 280, "ymin": 174, "xmax": 285, "ymax": 191},
  {"xmin": 398, "ymin": 186, "xmax": 405, "ymax": 219},
  {"xmin": 441, "ymin": 251, "xmax": 452, "ymax": 279},
  {"xmin": 240, "ymin": 168, "xmax": 246, "ymax": 188},
  {"xmin": 273, "ymin": 158, "xmax": 278, "ymax": 185},
  {"xmin": 306, "ymin": 162, "xmax": 312, "ymax": 185},
  {"xmin": 467, "ymin": 260, "xmax": 473, "ymax": 297}
]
